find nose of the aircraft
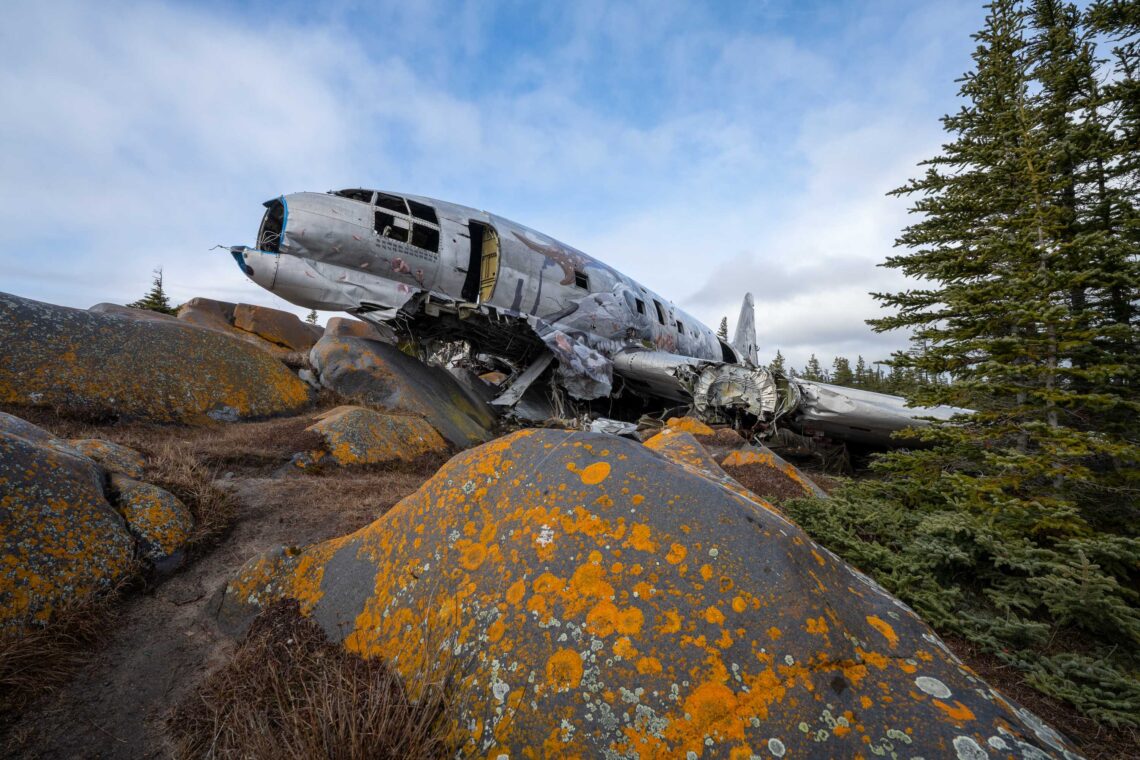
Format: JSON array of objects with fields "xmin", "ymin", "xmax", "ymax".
[{"xmin": 229, "ymin": 246, "xmax": 278, "ymax": 290}]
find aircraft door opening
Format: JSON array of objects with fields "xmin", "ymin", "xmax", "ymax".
[
  {"xmin": 463, "ymin": 221, "xmax": 500, "ymax": 303},
  {"xmin": 479, "ymin": 226, "xmax": 500, "ymax": 302}
]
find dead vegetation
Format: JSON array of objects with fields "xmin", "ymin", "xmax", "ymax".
[
  {"xmin": 0, "ymin": 582, "xmax": 125, "ymax": 724},
  {"xmin": 169, "ymin": 601, "xmax": 458, "ymax": 760}
]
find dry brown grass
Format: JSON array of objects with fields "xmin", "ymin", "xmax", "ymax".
[
  {"xmin": 143, "ymin": 439, "xmax": 239, "ymax": 549},
  {"xmin": 0, "ymin": 582, "xmax": 126, "ymax": 721},
  {"xmin": 169, "ymin": 601, "xmax": 459, "ymax": 760}
]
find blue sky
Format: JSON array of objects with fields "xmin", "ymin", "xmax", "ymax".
[{"xmin": 0, "ymin": 0, "xmax": 988, "ymax": 370}]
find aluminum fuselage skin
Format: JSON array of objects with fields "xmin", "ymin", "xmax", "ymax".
[{"xmin": 239, "ymin": 191, "xmax": 727, "ymax": 366}]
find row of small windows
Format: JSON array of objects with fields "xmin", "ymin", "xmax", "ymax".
[
  {"xmin": 333, "ymin": 189, "xmax": 440, "ymax": 253},
  {"xmin": 630, "ymin": 295, "xmax": 696, "ymax": 337}
]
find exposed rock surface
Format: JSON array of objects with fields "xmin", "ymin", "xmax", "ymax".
[
  {"xmin": 88, "ymin": 303, "xmax": 178, "ymax": 322},
  {"xmin": 309, "ymin": 334, "xmax": 497, "ymax": 448},
  {"xmin": 1, "ymin": 420, "xmax": 134, "ymax": 626},
  {"xmin": 323, "ymin": 316, "xmax": 391, "ymax": 341},
  {"xmin": 233, "ymin": 303, "xmax": 322, "ymax": 352},
  {"xmin": 304, "ymin": 406, "xmax": 448, "ymax": 466},
  {"xmin": 176, "ymin": 296, "xmax": 237, "ymax": 332},
  {"xmin": 110, "ymin": 475, "xmax": 194, "ymax": 572},
  {"xmin": 721, "ymin": 445, "xmax": 828, "ymax": 500},
  {"xmin": 68, "ymin": 439, "xmax": 147, "ymax": 479},
  {"xmin": 220, "ymin": 429, "xmax": 1078, "ymax": 759},
  {"xmin": 0, "ymin": 292, "xmax": 312, "ymax": 423}
]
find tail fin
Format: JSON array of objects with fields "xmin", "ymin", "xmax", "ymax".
[{"xmin": 731, "ymin": 292, "xmax": 758, "ymax": 365}]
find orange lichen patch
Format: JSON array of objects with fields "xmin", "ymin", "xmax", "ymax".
[
  {"xmin": 545, "ymin": 648, "xmax": 584, "ymax": 693},
  {"xmin": 731, "ymin": 596, "xmax": 747, "ymax": 614},
  {"xmin": 700, "ymin": 564, "xmax": 714, "ymax": 581},
  {"xmin": 577, "ymin": 461, "xmax": 611, "ymax": 485},
  {"xmin": 658, "ymin": 609, "xmax": 683, "ymax": 635},
  {"xmin": 805, "ymin": 616, "xmax": 829, "ymax": 635},
  {"xmin": 637, "ymin": 656, "xmax": 663, "ymax": 674},
  {"xmin": 665, "ymin": 416, "xmax": 715, "ymax": 436},
  {"xmin": 934, "ymin": 700, "xmax": 977, "ymax": 723},
  {"xmin": 866, "ymin": 615, "xmax": 899, "ymax": 648},
  {"xmin": 767, "ymin": 626, "xmax": 782, "ymax": 640},
  {"xmin": 455, "ymin": 540, "xmax": 488, "ymax": 571},
  {"xmin": 631, "ymin": 494, "xmax": 644, "ymax": 505},
  {"xmin": 665, "ymin": 543, "xmax": 687, "ymax": 564},
  {"xmin": 704, "ymin": 606, "xmax": 726, "ymax": 625},
  {"xmin": 506, "ymin": 578, "xmax": 526, "ymax": 605},
  {"xmin": 487, "ymin": 617, "xmax": 506, "ymax": 643},
  {"xmin": 613, "ymin": 636, "xmax": 637, "ymax": 659},
  {"xmin": 624, "ymin": 523, "xmax": 656, "ymax": 553},
  {"xmin": 110, "ymin": 475, "xmax": 194, "ymax": 563},
  {"xmin": 860, "ymin": 695, "xmax": 874, "ymax": 709}
]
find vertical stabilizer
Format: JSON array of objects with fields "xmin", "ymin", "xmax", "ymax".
[{"xmin": 732, "ymin": 292, "xmax": 758, "ymax": 365}]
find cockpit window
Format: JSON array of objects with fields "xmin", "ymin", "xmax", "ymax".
[
  {"xmin": 334, "ymin": 189, "xmax": 373, "ymax": 204},
  {"xmin": 375, "ymin": 193, "xmax": 408, "ymax": 214},
  {"xmin": 407, "ymin": 200, "xmax": 438, "ymax": 225},
  {"xmin": 257, "ymin": 198, "xmax": 285, "ymax": 253},
  {"xmin": 374, "ymin": 211, "xmax": 411, "ymax": 243}
]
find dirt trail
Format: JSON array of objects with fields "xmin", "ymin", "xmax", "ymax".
[{"xmin": 6, "ymin": 463, "xmax": 428, "ymax": 758}]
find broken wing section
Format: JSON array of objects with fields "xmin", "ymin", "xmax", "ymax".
[{"xmin": 792, "ymin": 380, "xmax": 968, "ymax": 448}]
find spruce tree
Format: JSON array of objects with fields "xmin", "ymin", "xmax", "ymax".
[
  {"xmin": 802, "ymin": 354, "xmax": 824, "ymax": 381},
  {"xmin": 853, "ymin": 355, "xmax": 868, "ymax": 388},
  {"xmin": 831, "ymin": 356, "xmax": 855, "ymax": 387},
  {"xmin": 717, "ymin": 316, "xmax": 729, "ymax": 341},
  {"xmin": 785, "ymin": 0, "xmax": 1140, "ymax": 727},
  {"xmin": 306, "ymin": 308, "xmax": 319, "ymax": 325},
  {"xmin": 127, "ymin": 267, "xmax": 176, "ymax": 315},
  {"xmin": 769, "ymin": 349, "xmax": 786, "ymax": 375}
]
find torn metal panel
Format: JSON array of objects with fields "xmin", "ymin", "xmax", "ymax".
[
  {"xmin": 588, "ymin": 418, "xmax": 639, "ymax": 437},
  {"xmin": 492, "ymin": 353, "xmax": 553, "ymax": 407}
]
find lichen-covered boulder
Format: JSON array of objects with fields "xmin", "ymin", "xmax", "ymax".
[
  {"xmin": 68, "ymin": 439, "xmax": 146, "ymax": 479},
  {"xmin": 0, "ymin": 292, "xmax": 312, "ymax": 423},
  {"xmin": 306, "ymin": 406, "xmax": 448, "ymax": 466},
  {"xmin": 1, "ymin": 428, "xmax": 134, "ymax": 626},
  {"xmin": 219, "ymin": 430, "xmax": 1078, "ymax": 759},
  {"xmin": 324, "ymin": 316, "xmax": 391, "ymax": 341},
  {"xmin": 177, "ymin": 296, "xmax": 237, "ymax": 332},
  {"xmin": 664, "ymin": 416, "xmax": 716, "ymax": 437},
  {"xmin": 109, "ymin": 474, "xmax": 194, "ymax": 572},
  {"xmin": 721, "ymin": 446, "xmax": 828, "ymax": 500},
  {"xmin": 233, "ymin": 303, "xmax": 322, "ymax": 352},
  {"xmin": 88, "ymin": 303, "xmax": 178, "ymax": 322},
  {"xmin": 309, "ymin": 334, "xmax": 496, "ymax": 448}
]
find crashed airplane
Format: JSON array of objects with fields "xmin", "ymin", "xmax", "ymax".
[{"xmin": 230, "ymin": 189, "xmax": 964, "ymax": 448}]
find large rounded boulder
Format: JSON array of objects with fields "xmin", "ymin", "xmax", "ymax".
[
  {"xmin": 309, "ymin": 334, "xmax": 496, "ymax": 448},
  {"xmin": 0, "ymin": 293, "xmax": 312, "ymax": 423},
  {"xmin": 220, "ymin": 429, "xmax": 1078, "ymax": 759},
  {"xmin": 1, "ymin": 423, "xmax": 134, "ymax": 626}
]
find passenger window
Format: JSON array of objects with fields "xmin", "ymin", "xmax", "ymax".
[
  {"xmin": 676, "ymin": 320, "xmax": 684, "ymax": 334},
  {"xmin": 411, "ymin": 223, "xmax": 439, "ymax": 252},
  {"xmin": 653, "ymin": 300, "xmax": 666, "ymax": 325},
  {"xmin": 375, "ymin": 193, "xmax": 408, "ymax": 214},
  {"xmin": 634, "ymin": 299, "xmax": 646, "ymax": 315},
  {"xmin": 407, "ymin": 200, "xmax": 438, "ymax": 225},
  {"xmin": 374, "ymin": 211, "xmax": 410, "ymax": 243},
  {"xmin": 574, "ymin": 271, "xmax": 589, "ymax": 289}
]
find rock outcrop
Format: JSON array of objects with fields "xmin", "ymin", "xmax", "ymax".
[
  {"xmin": 68, "ymin": 439, "xmax": 147, "ymax": 479},
  {"xmin": 309, "ymin": 334, "xmax": 496, "ymax": 448},
  {"xmin": 721, "ymin": 445, "xmax": 828, "ymax": 500},
  {"xmin": 110, "ymin": 475, "xmax": 194, "ymax": 572},
  {"xmin": 233, "ymin": 303, "xmax": 322, "ymax": 352},
  {"xmin": 0, "ymin": 293, "xmax": 312, "ymax": 423},
  {"xmin": 304, "ymin": 406, "xmax": 448, "ymax": 466},
  {"xmin": 1, "ymin": 420, "xmax": 134, "ymax": 625},
  {"xmin": 220, "ymin": 429, "xmax": 1078, "ymax": 759}
]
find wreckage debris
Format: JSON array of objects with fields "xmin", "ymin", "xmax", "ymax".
[
  {"xmin": 219, "ymin": 429, "xmax": 1079, "ymax": 758},
  {"xmin": 0, "ymin": 292, "xmax": 312, "ymax": 423}
]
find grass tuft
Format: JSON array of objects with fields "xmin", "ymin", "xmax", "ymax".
[{"xmin": 169, "ymin": 601, "xmax": 459, "ymax": 759}]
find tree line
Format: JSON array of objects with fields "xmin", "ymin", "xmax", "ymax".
[{"xmin": 783, "ymin": 0, "xmax": 1139, "ymax": 735}]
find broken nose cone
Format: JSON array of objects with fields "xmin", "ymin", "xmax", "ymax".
[{"xmin": 229, "ymin": 246, "xmax": 254, "ymax": 277}]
